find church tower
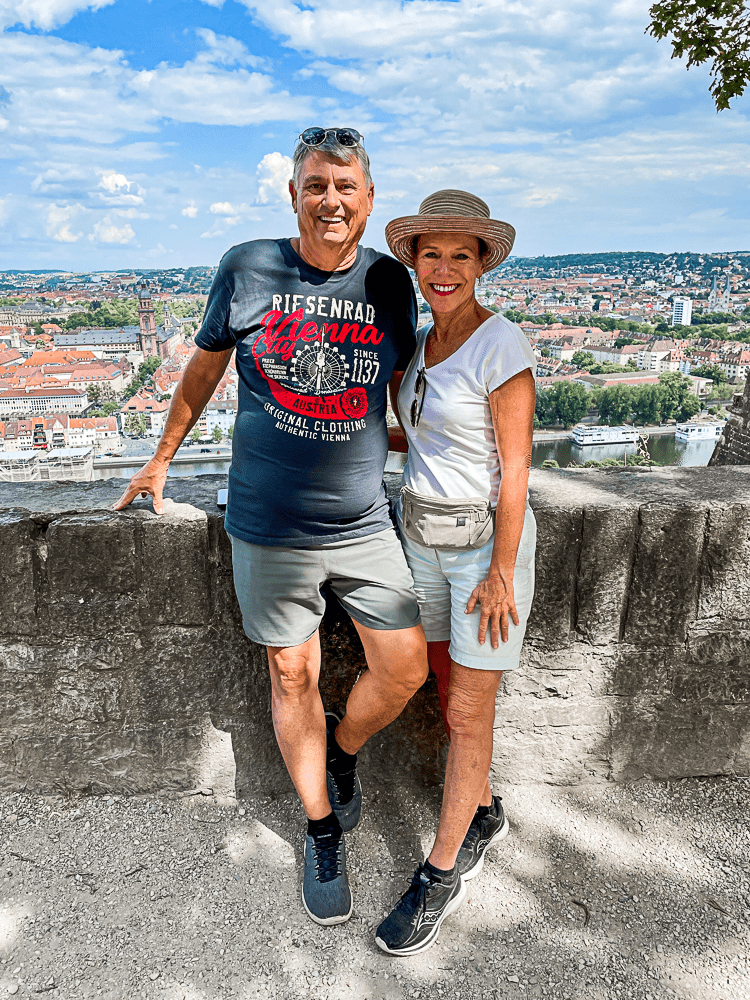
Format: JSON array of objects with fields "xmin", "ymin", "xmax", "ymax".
[{"xmin": 137, "ymin": 284, "xmax": 159, "ymax": 358}]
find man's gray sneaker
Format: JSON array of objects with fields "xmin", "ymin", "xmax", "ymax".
[
  {"xmin": 456, "ymin": 794, "xmax": 509, "ymax": 881},
  {"xmin": 325, "ymin": 711, "xmax": 362, "ymax": 833},
  {"xmin": 302, "ymin": 824, "xmax": 352, "ymax": 926},
  {"xmin": 375, "ymin": 862, "xmax": 466, "ymax": 956}
]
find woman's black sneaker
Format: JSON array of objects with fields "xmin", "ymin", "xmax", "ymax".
[
  {"xmin": 375, "ymin": 862, "xmax": 467, "ymax": 956},
  {"xmin": 456, "ymin": 794, "xmax": 509, "ymax": 881}
]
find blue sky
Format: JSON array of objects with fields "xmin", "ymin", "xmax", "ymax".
[{"xmin": 0, "ymin": 0, "xmax": 748, "ymax": 270}]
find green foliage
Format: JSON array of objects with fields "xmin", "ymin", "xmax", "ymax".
[
  {"xmin": 121, "ymin": 355, "xmax": 163, "ymax": 401},
  {"xmin": 690, "ymin": 363, "xmax": 727, "ymax": 383},
  {"xmin": 631, "ymin": 383, "xmax": 661, "ymax": 424},
  {"xmin": 32, "ymin": 321, "xmax": 44, "ymax": 337},
  {"xmin": 598, "ymin": 384, "xmax": 633, "ymax": 425},
  {"xmin": 64, "ymin": 300, "xmax": 139, "ymax": 330},
  {"xmin": 541, "ymin": 459, "xmax": 559, "ymax": 469},
  {"xmin": 693, "ymin": 310, "xmax": 739, "ymax": 324},
  {"xmin": 228, "ymin": 425, "xmax": 234, "ymax": 440},
  {"xmin": 540, "ymin": 347, "xmax": 550, "ymax": 357},
  {"xmin": 212, "ymin": 426, "xmax": 223, "ymax": 443},
  {"xmin": 190, "ymin": 428, "xmax": 201, "ymax": 443},
  {"xmin": 648, "ymin": 1, "xmax": 750, "ymax": 110},
  {"xmin": 572, "ymin": 351, "xmax": 596, "ymax": 368},
  {"xmin": 535, "ymin": 382, "xmax": 590, "ymax": 428},
  {"xmin": 657, "ymin": 371, "xmax": 695, "ymax": 421},
  {"xmin": 87, "ymin": 384, "xmax": 102, "ymax": 403},
  {"xmin": 614, "ymin": 337, "xmax": 638, "ymax": 347},
  {"xmin": 124, "ymin": 412, "xmax": 147, "ymax": 436}
]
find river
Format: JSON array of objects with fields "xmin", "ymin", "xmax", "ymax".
[{"xmin": 91, "ymin": 431, "xmax": 717, "ymax": 481}]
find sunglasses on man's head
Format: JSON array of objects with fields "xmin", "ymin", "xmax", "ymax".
[{"xmin": 298, "ymin": 127, "xmax": 364, "ymax": 148}]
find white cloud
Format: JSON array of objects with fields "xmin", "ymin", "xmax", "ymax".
[
  {"xmin": 182, "ymin": 203, "xmax": 199, "ymax": 218},
  {"xmin": 89, "ymin": 217, "xmax": 135, "ymax": 244},
  {"xmin": 256, "ymin": 151, "xmax": 293, "ymax": 204},
  {"xmin": 46, "ymin": 202, "xmax": 85, "ymax": 242},
  {"xmin": 97, "ymin": 170, "xmax": 131, "ymax": 193},
  {"xmin": 210, "ymin": 202, "xmax": 237, "ymax": 216},
  {"xmin": 0, "ymin": 1, "xmax": 114, "ymax": 31}
]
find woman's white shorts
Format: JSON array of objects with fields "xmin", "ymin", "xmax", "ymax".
[{"xmin": 397, "ymin": 504, "xmax": 536, "ymax": 671}]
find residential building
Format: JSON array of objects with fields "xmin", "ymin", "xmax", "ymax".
[{"xmin": 672, "ymin": 297, "xmax": 692, "ymax": 327}]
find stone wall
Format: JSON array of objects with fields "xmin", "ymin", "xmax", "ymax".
[
  {"xmin": 710, "ymin": 379, "xmax": 750, "ymax": 466},
  {"xmin": 1, "ymin": 467, "xmax": 749, "ymax": 798}
]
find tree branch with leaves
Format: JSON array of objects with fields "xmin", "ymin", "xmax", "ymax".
[{"xmin": 648, "ymin": 1, "xmax": 750, "ymax": 110}]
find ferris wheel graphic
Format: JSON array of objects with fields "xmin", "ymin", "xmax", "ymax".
[{"xmin": 290, "ymin": 328, "xmax": 350, "ymax": 395}]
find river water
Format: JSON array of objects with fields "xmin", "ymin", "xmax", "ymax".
[{"xmin": 91, "ymin": 433, "xmax": 717, "ymax": 481}]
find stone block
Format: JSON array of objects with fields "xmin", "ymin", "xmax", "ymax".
[
  {"xmin": 45, "ymin": 513, "xmax": 142, "ymax": 635},
  {"xmin": 140, "ymin": 504, "xmax": 211, "ymax": 627},
  {"xmin": 0, "ymin": 514, "xmax": 39, "ymax": 636},
  {"xmin": 492, "ymin": 697, "xmax": 611, "ymax": 784},
  {"xmin": 608, "ymin": 644, "xmax": 671, "ymax": 697},
  {"xmin": 207, "ymin": 512, "xmax": 243, "ymax": 627},
  {"xmin": 575, "ymin": 503, "xmax": 638, "ymax": 643},
  {"xmin": 698, "ymin": 503, "xmax": 750, "ymax": 628},
  {"xmin": 0, "ymin": 641, "xmax": 50, "ymax": 730},
  {"xmin": 609, "ymin": 699, "xmax": 750, "ymax": 781},
  {"xmin": 622, "ymin": 503, "xmax": 707, "ymax": 644},
  {"xmin": 672, "ymin": 631, "xmax": 750, "ymax": 704},
  {"xmin": 130, "ymin": 626, "xmax": 252, "ymax": 725},
  {"xmin": 526, "ymin": 506, "xmax": 582, "ymax": 646}
]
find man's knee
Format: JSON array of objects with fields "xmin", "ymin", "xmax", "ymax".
[
  {"xmin": 391, "ymin": 628, "xmax": 429, "ymax": 692},
  {"xmin": 268, "ymin": 647, "xmax": 318, "ymax": 701}
]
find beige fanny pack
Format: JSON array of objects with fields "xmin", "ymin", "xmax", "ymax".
[{"xmin": 400, "ymin": 485, "xmax": 495, "ymax": 550}]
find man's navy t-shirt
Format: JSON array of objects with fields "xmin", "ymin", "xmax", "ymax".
[{"xmin": 195, "ymin": 238, "xmax": 417, "ymax": 546}]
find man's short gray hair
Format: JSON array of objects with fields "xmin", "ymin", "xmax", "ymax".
[{"xmin": 292, "ymin": 135, "xmax": 372, "ymax": 189}]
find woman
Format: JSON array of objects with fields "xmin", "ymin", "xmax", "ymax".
[{"xmin": 377, "ymin": 190, "xmax": 537, "ymax": 956}]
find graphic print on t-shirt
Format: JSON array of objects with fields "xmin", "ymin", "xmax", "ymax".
[{"xmin": 251, "ymin": 291, "xmax": 386, "ymax": 436}]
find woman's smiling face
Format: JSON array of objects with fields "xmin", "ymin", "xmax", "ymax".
[{"xmin": 414, "ymin": 232, "xmax": 485, "ymax": 317}]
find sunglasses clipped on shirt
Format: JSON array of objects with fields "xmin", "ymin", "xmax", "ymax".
[
  {"xmin": 298, "ymin": 127, "xmax": 364, "ymax": 148},
  {"xmin": 410, "ymin": 368, "xmax": 427, "ymax": 428}
]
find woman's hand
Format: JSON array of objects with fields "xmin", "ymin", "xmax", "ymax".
[{"xmin": 465, "ymin": 571, "xmax": 519, "ymax": 648}]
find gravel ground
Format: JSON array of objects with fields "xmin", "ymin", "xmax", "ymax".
[{"xmin": 1, "ymin": 776, "xmax": 748, "ymax": 1000}]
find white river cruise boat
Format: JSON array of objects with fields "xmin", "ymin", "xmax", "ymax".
[
  {"xmin": 675, "ymin": 421, "xmax": 724, "ymax": 441},
  {"xmin": 570, "ymin": 424, "xmax": 640, "ymax": 446}
]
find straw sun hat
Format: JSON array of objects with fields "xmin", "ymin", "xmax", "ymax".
[{"xmin": 385, "ymin": 189, "xmax": 515, "ymax": 274}]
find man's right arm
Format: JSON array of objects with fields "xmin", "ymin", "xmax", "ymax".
[{"xmin": 113, "ymin": 346, "xmax": 233, "ymax": 514}]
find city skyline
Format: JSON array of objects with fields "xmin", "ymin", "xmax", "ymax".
[{"xmin": 1, "ymin": 0, "xmax": 748, "ymax": 270}]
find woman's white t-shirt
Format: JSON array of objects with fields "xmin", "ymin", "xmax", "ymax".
[{"xmin": 396, "ymin": 313, "xmax": 536, "ymax": 505}]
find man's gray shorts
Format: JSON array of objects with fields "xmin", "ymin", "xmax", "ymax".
[{"xmin": 229, "ymin": 528, "xmax": 422, "ymax": 648}]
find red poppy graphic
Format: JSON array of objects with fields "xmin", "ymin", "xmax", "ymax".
[{"xmin": 340, "ymin": 386, "xmax": 368, "ymax": 419}]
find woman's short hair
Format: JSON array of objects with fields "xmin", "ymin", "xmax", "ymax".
[{"xmin": 292, "ymin": 135, "xmax": 372, "ymax": 188}]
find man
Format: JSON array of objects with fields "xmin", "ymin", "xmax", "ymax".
[{"xmin": 114, "ymin": 127, "xmax": 428, "ymax": 927}]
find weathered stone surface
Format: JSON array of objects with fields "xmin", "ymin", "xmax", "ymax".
[
  {"xmin": 1, "ymin": 467, "xmax": 749, "ymax": 793},
  {"xmin": 0, "ymin": 513, "xmax": 39, "ymax": 637},
  {"xmin": 45, "ymin": 513, "xmax": 142, "ymax": 636},
  {"xmin": 575, "ymin": 503, "xmax": 638, "ymax": 643},
  {"xmin": 609, "ymin": 700, "xmax": 750, "ymax": 781},
  {"xmin": 710, "ymin": 379, "xmax": 750, "ymax": 467},
  {"xmin": 623, "ymin": 502, "xmax": 707, "ymax": 644},
  {"xmin": 698, "ymin": 502, "xmax": 750, "ymax": 629},
  {"xmin": 526, "ymin": 506, "xmax": 582, "ymax": 646}
]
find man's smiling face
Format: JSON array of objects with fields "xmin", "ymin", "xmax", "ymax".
[{"xmin": 289, "ymin": 151, "xmax": 374, "ymax": 264}]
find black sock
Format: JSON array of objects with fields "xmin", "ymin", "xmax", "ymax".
[
  {"xmin": 307, "ymin": 811, "xmax": 341, "ymax": 839},
  {"xmin": 326, "ymin": 726, "xmax": 357, "ymax": 775},
  {"xmin": 424, "ymin": 858, "xmax": 455, "ymax": 880}
]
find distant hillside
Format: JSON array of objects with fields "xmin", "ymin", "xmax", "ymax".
[{"xmin": 493, "ymin": 250, "xmax": 750, "ymax": 279}]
